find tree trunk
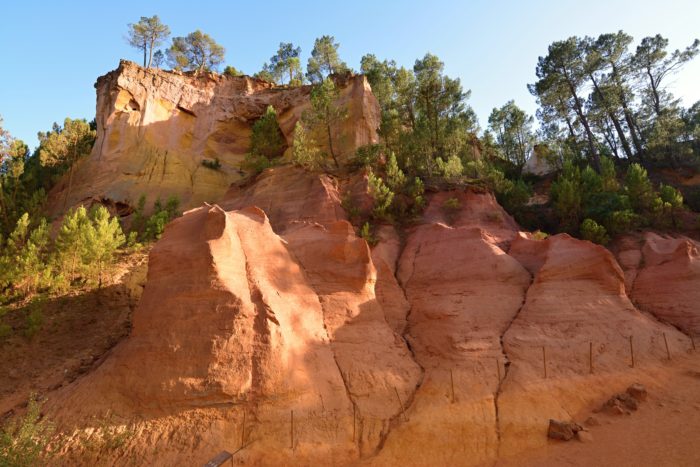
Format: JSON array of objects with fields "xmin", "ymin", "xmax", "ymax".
[
  {"xmin": 622, "ymin": 101, "xmax": 645, "ymax": 162},
  {"xmin": 610, "ymin": 115, "xmax": 633, "ymax": 159},
  {"xmin": 69, "ymin": 247, "xmax": 78, "ymax": 282},
  {"xmin": 98, "ymin": 258, "xmax": 103, "ymax": 289},
  {"xmin": 564, "ymin": 74, "xmax": 600, "ymax": 171},
  {"xmin": 325, "ymin": 107, "xmax": 339, "ymax": 168},
  {"xmin": 610, "ymin": 64, "xmax": 645, "ymax": 159},
  {"xmin": 601, "ymin": 123, "xmax": 620, "ymax": 159},
  {"xmin": 143, "ymin": 45, "xmax": 147, "ymax": 67},
  {"xmin": 646, "ymin": 69, "xmax": 663, "ymax": 116},
  {"xmin": 588, "ymin": 73, "xmax": 634, "ymax": 160},
  {"xmin": 147, "ymin": 39, "xmax": 154, "ymax": 68}
]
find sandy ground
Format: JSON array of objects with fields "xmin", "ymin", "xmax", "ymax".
[
  {"xmin": 0, "ymin": 252, "xmax": 146, "ymax": 417},
  {"xmin": 496, "ymin": 355, "xmax": 700, "ymax": 467}
]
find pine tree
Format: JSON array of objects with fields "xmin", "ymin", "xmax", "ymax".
[
  {"xmin": 624, "ymin": 163, "xmax": 656, "ymax": 214},
  {"xmin": 167, "ymin": 30, "xmax": 225, "ymax": 73},
  {"xmin": 291, "ymin": 122, "xmax": 322, "ymax": 170},
  {"xmin": 1, "ymin": 214, "xmax": 51, "ymax": 295},
  {"xmin": 127, "ymin": 15, "xmax": 170, "ymax": 68},
  {"xmin": 302, "ymin": 78, "xmax": 348, "ymax": 167},
  {"xmin": 53, "ymin": 206, "xmax": 90, "ymax": 283},
  {"xmin": 385, "ymin": 152, "xmax": 406, "ymax": 191},
  {"xmin": 84, "ymin": 206, "xmax": 125, "ymax": 287},
  {"xmin": 306, "ymin": 36, "xmax": 348, "ymax": 82},
  {"xmin": 249, "ymin": 106, "xmax": 286, "ymax": 160}
]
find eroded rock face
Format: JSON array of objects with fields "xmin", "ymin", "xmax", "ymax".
[
  {"xmin": 632, "ymin": 233, "xmax": 700, "ymax": 335},
  {"xmin": 285, "ymin": 221, "xmax": 422, "ymax": 455},
  {"xmin": 372, "ymin": 191, "xmax": 531, "ymax": 466},
  {"xmin": 47, "ymin": 60, "xmax": 380, "ymax": 215},
  {"xmin": 46, "ymin": 173, "xmax": 697, "ymax": 466},
  {"xmin": 53, "ymin": 206, "xmax": 348, "ymax": 413},
  {"xmin": 222, "ymin": 165, "xmax": 348, "ymax": 233},
  {"xmin": 499, "ymin": 234, "xmax": 690, "ymax": 456},
  {"xmin": 522, "ymin": 145, "xmax": 556, "ymax": 176}
]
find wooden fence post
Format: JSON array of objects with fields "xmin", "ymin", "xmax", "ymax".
[
  {"xmin": 629, "ymin": 335, "xmax": 635, "ymax": 368},
  {"xmin": 241, "ymin": 409, "xmax": 246, "ymax": 448},
  {"xmin": 290, "ymin": 410, "xmax": 294, "ymax": 450},
  {"xmin": 352, "ymin": 403, "xmax": 356, "ymax": 442},
  {"xmin": 542, "ymin": 346, "xmax": 547, "ymax": 379}
]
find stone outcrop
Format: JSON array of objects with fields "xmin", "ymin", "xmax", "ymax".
[
  {"xmin": 522, "ymin": 144, "xmax": 556, "ymax": 176},
  {"xmin": 631, "ymin": 233, "xmax": 700, "ymax": 335},
  {"xmin": 498, "ymin": 233, "xmax": 690, "ymax": 457},
  {"xmin": 47, "ymin": 60, "xmax": 380, "ymax": 215},
  {"xmin": 45, "ymin": 166, "xmax": 698, "ymax": 466}
]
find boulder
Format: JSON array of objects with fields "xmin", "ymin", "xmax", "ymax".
[
  {"xmin": 627, "ymin": 383, "xmax": 648, "ymax": 402},
  {"xmin": 547, "ymin": 419, "xmax": 582, "ymax": 441},
  {"xmin": 602, "ymin": 393, "xmax": 639, "ymax": 415},
  {"xmin": 522, "ymin": 145, "xmax": 556, "ymax": 176}
]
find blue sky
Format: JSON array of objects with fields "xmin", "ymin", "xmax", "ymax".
[{"xmin": 1, "ymin": 0, "xmax": 699, "ymax": 148}]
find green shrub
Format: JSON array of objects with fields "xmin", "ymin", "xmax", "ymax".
[
  {"xmin": 241, "ymin": 152, "xmax": 272, "ymax": 174},
  {"xmin": 606, "ymin": 209, "xmax": 642, "ymax": 235},
  {"xmin": 496, "ymin": 178, "xmax": 532, "ymax": 213},
  {"xmin": 624, "ymin": 163, "xmax": 656, "ymax": 214},
  {"xmin": 580, "ymin": 218, "xmax": 609, "ymax": 245},
  {"xmin": 442, "ymin": 197, "xmax": 461, "ymax": 224},
  {"xmin": 223, "ymin": 65, "xmax": 242, "ymax": 77},
  {"xmin": 359, "ymin": 222, "xmax": 377, "ymax": 246},
  {"xmin": 443, "ymin": 197, "xmax": 461, "ymax": 211},
  {"xmin": 436, "ymin": 155, "xmax": 464, "ymax": 180},
  {"xmin": 685, "ymin": 186, "xmax": 700, "ymax": 212},
  {"xmin": 353, "ymin": 144, "xmax": 381, "ymax": 169},
  {"xmin": 250, "ymin": 106, "xmax": 286, "ymax": 160},
  {"xmin": 658, "ymin": 183, "xmax": 684, "ymax": 227},
  {"xmin": 409, "ymin": 177, "xmax": 426, "ymax": 216},
  {"xmin": 142, "ymin": 196, "xmax": 180, "ymax": 242},
  {"xmin": 291, "ymin": 123, "xmax": 322, "ymax": 170},
  {"xmin": 201, "ymin": 158, "xmax": 222, "ymax": 170},
  {"xmin": 341, "ymin": 194, "xmax": 361, "ymax": 220},
  {"xmin": 368, "ymin": 170, "xmax": 394, "ymax": 220},
  {"xmin": 0, "ymin": 395, "xmax": 54, "ymax": 466}
]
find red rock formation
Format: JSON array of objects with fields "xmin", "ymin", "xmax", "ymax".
[
  {"xmin": 422, "ymin": 190, "xmax": 520, "ymax": 247},
  {"xmin": 52, "ymin": 206, "xmax": 348, "ymax": 412},
  {"xmin": 285, "ymin": 221, "xmax": 421, "ymax": 455},
  {"xmin": 44, "ymin": 170, "xmax": 698, "ymax": 466},
  {"xmin": 632, "ymin": 233, "xmax": 700, "ymax": 335},
  {"xmin": 372, "ymin": 190, "xmax": 531, "ymax": 466},
  {"xmin": 222, "ymin": 165, "xmax": 347, "ymax": 233},
  {"xmin": 47, "ymin": 60, "xmax": 380, "ymax": 215},
  {"xmin": 499, "ymin": 234, "xmax": 691, "ymax": 456}
]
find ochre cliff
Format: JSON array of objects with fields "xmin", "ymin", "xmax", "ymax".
[
  {"xmin": 46, "ymin": 166, "xmax": 700, "ymax": 466},
  {"xmin": 36, "ymin": 63, "xmax": 700, "ymax": 466},
  {"xmin": 47, "ymin": 60, "xmax": 380, "ymax": 215}
]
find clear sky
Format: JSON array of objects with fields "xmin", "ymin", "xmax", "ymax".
[{"xmin": 1, "ymin": 0, "xmax": 699, "ymax": 149}]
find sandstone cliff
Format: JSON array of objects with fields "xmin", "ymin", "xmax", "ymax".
[
  {"xmin": 47, "ymin": 166, "xmax": 700, "ymax": 466},
  {"xmin": 47, "ymin": 60, "xmax": 380, "ymax": 216}
]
